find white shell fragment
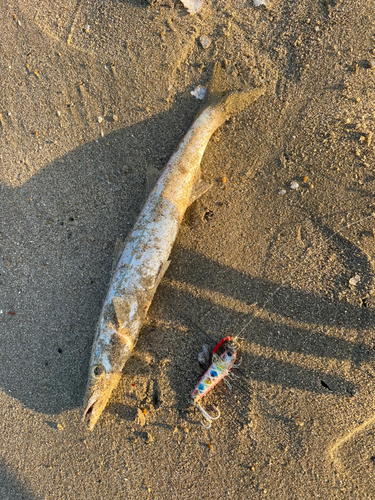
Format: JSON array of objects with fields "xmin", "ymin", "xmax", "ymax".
[
  {"xmin": 349, "ymin": 275, "xmax": 361, "ymax": 286},
  {"xmin": 254, "ymin": 0, "xmax": 270, "ymax": 6},
  {"xmin": 290, "ymin": 181, "xmax": 299, "ymax": 190},
  {"xmin": 191, "ymin": 85, "xmax": 206, "ymax": 100},
  {"xmin": 198, "ymin": 345, "xmax": 210, "ymax": 365},
  {"xmin": 180, "ymin": 0, "xmax": 202, "ymax": 14},
  {"xmin": 278, "ymin": 189, "xmax": 286, "ymax": 195},
  {"xmin": 200, "ymin": 35, "xmax": 211, "ymax": 49}
]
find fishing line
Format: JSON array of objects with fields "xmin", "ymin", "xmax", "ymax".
[
  {"xmin": 173, "ymin": 210, "xmax": 375, "ymax": 427},
  {"xmin": 180, "ymin": 210, "xmax": 374, "ymax": 345},
  {"xmin": 237, "ymin": 211, "xmax": 375, "ymax": 337}
]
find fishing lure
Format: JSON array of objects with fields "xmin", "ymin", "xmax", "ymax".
[
  {"xmin": 188, "ymin": 212, "xmax": 375, "ymax": 430},
  {"xmin": 191, "ymin": 336, "xmax": 240, "ymax": 428}
]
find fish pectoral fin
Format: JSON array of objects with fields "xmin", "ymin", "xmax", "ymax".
[
  {"xmin": 112, "ymin": 296, "xmax": 131, "ymax": 328},
  {"xmin": 112, "ymin": 238, "xmax": 125, "ymax": 272},
  {"xmin": 112, "ymin": 262, "xmax": 170, "ymax": 327},
  {"xmin": 155, "ymin": 260, "xmax": 171, "ymax": 289},
  {"xmin": 146, "ymin": 166, "xmax": 161, "ymax": 196},
  {"xmin": 188, "ymin": 179, "xmax": 212, "ymax": 206},
  {"xmin": 144, "ymin": 261, "xmax": 171, "ymax": 314}
]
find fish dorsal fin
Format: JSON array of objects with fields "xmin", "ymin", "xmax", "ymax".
[
  {"xmin": 146, "ymin": 166, "xmax": 161, "ymax": 196},
  {"xmin": 112, "ymin": 296, "xmax": 130, "ymax": 328},
  {"xmin": 112, "ymin": 238, "xmax": 125, "ymax": 272},
  {"xmin": 188, "ymin": 179, "xmax": 212, "ymax": 206}
]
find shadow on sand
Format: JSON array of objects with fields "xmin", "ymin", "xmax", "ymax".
[
  {"xmin": 0, "ymin": 97, "xmax": 374, "ymax": 419},
  {"xmin": 0, "ymin": 459, "xmax": 37, "ymax": 500}
]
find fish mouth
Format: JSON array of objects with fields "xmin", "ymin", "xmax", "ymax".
[
  {"xmin": 82, "ymin": 392, "xmax": 109, "ymax": 431},
  {"xmin": 82, "ymin": 393, "xmax": 102, "ymax": 431},
  {"xmin": 82, "ymin": 373, "xmax": 121, "ymax": 430}
]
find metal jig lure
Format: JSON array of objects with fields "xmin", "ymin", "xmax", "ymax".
[{"xmin": 191, "ymin": 336, "xmax": 240, "ymax": 428}]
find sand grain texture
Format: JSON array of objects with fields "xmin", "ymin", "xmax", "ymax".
[{"xmin": 1, "ymin": 0, "xmax": 375, "ymax": 498}]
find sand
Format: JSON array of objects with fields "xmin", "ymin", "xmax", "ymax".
[{"xmin": 1, "ymin": 0, "xmax": 375, "ymax": 498}]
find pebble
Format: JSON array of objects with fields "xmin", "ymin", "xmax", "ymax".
[
  {"xmin": 97, "ymin": 116, "xmax": 103, "ymax": 124},
  {"xmin": 135, "ymin": 408, "xmax": 146, "ymax": 426},
  {"xmin": 290, "ymin": 181, "xmax": 299, "ymax": 190},
  {"xmin": 349, "ymin": 274, "xmax": 361, "ymax": 286},
  {"xmin": 200, "ymin": 35, "xmax": 211, "ymax": 49},
  {"xmin": 57, "ymin": 423, "xmax": 64, "ymax": 431},
  {"xmin": 278, "ymin": 189, "xmax": 286, "ymax": 195},
  {"xmin": 146, "ymin": 432, "xmax": 154, "ymax": 443},
  {"xmin": 197, "ymin": 345, "xmax": 209, "ymax": 364}
]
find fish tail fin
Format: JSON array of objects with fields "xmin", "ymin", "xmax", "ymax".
[{"xmin": 204, "ymin": 62, "xmax": 265, "ymax": 119}]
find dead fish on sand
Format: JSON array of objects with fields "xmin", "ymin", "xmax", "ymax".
[{"xmin": 82, "ymin": 63, "xmax": 265, "ymax": 430}]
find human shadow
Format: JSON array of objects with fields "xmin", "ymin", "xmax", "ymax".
[
  {"xmin": 145, "ymin": 240, "xmax": 375, "ymax": 414},
  {"xmin": 154, "ymin": 278, "xmax": 362, "ymax": 415},
  {"xmin": 170, "ymin": 243, "xmax": 375, "ymax": 333},
  {"xmin": 0, "ymin": 459, "xmax": 37, "ymax": 500}
]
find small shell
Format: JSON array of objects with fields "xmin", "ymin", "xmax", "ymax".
[
  {"xmin": 198, "ymin": 345, "xmax": 209, "ymax": 365},
  {"xmin": 191, "ymin": 86, "xmax": 206, "ymax": 100},
  {"xmin": 180, "ymin": 0, "xmax": 202, "ymax": 14},
  {"xmin": 254, "ymin": 0, "xmax": 270, "ymax": 6},
  {"xmin": 290, "ymin": 181, "xmax": 299, "ymax": 190}
]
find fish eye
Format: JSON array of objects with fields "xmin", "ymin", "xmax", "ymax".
[{"xmin": 93, "ymin": 364, "xmax": 105, "ymax": 377}]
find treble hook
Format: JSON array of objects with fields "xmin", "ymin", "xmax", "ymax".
[
  {"xmin": 193, "ymin": 401, "xmax": 221, "ymax": 429},
  {"xmin": 233, "ymin": 357, "xmax": 242, "ymax": 368}
]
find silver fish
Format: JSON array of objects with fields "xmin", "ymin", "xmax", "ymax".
[{"xmin": 82, "ymin": 63, "xmax": 265, "ymax": 429}]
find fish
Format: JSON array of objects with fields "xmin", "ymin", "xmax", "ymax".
[{"xmin": 82, "ymin": 62, "xmax": 265, "ymax": 430}]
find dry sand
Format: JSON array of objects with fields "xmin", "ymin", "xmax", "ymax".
[{"xmin": 1, "ymin": 0, "xmax": 375, "ymax": 498}]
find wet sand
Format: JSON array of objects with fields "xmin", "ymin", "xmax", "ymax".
[{"xmin": 1, "ymin": 0, "xmax": 375, "ymax": 498}]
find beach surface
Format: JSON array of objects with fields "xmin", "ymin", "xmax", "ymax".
[{"xmin": 1, "ymin": 0, "xmax": 375, "ymax": 498}]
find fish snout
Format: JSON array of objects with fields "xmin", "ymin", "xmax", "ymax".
[{"xmin": 82, "ymin": 372, "xmax": 121, "ymax": 430}]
